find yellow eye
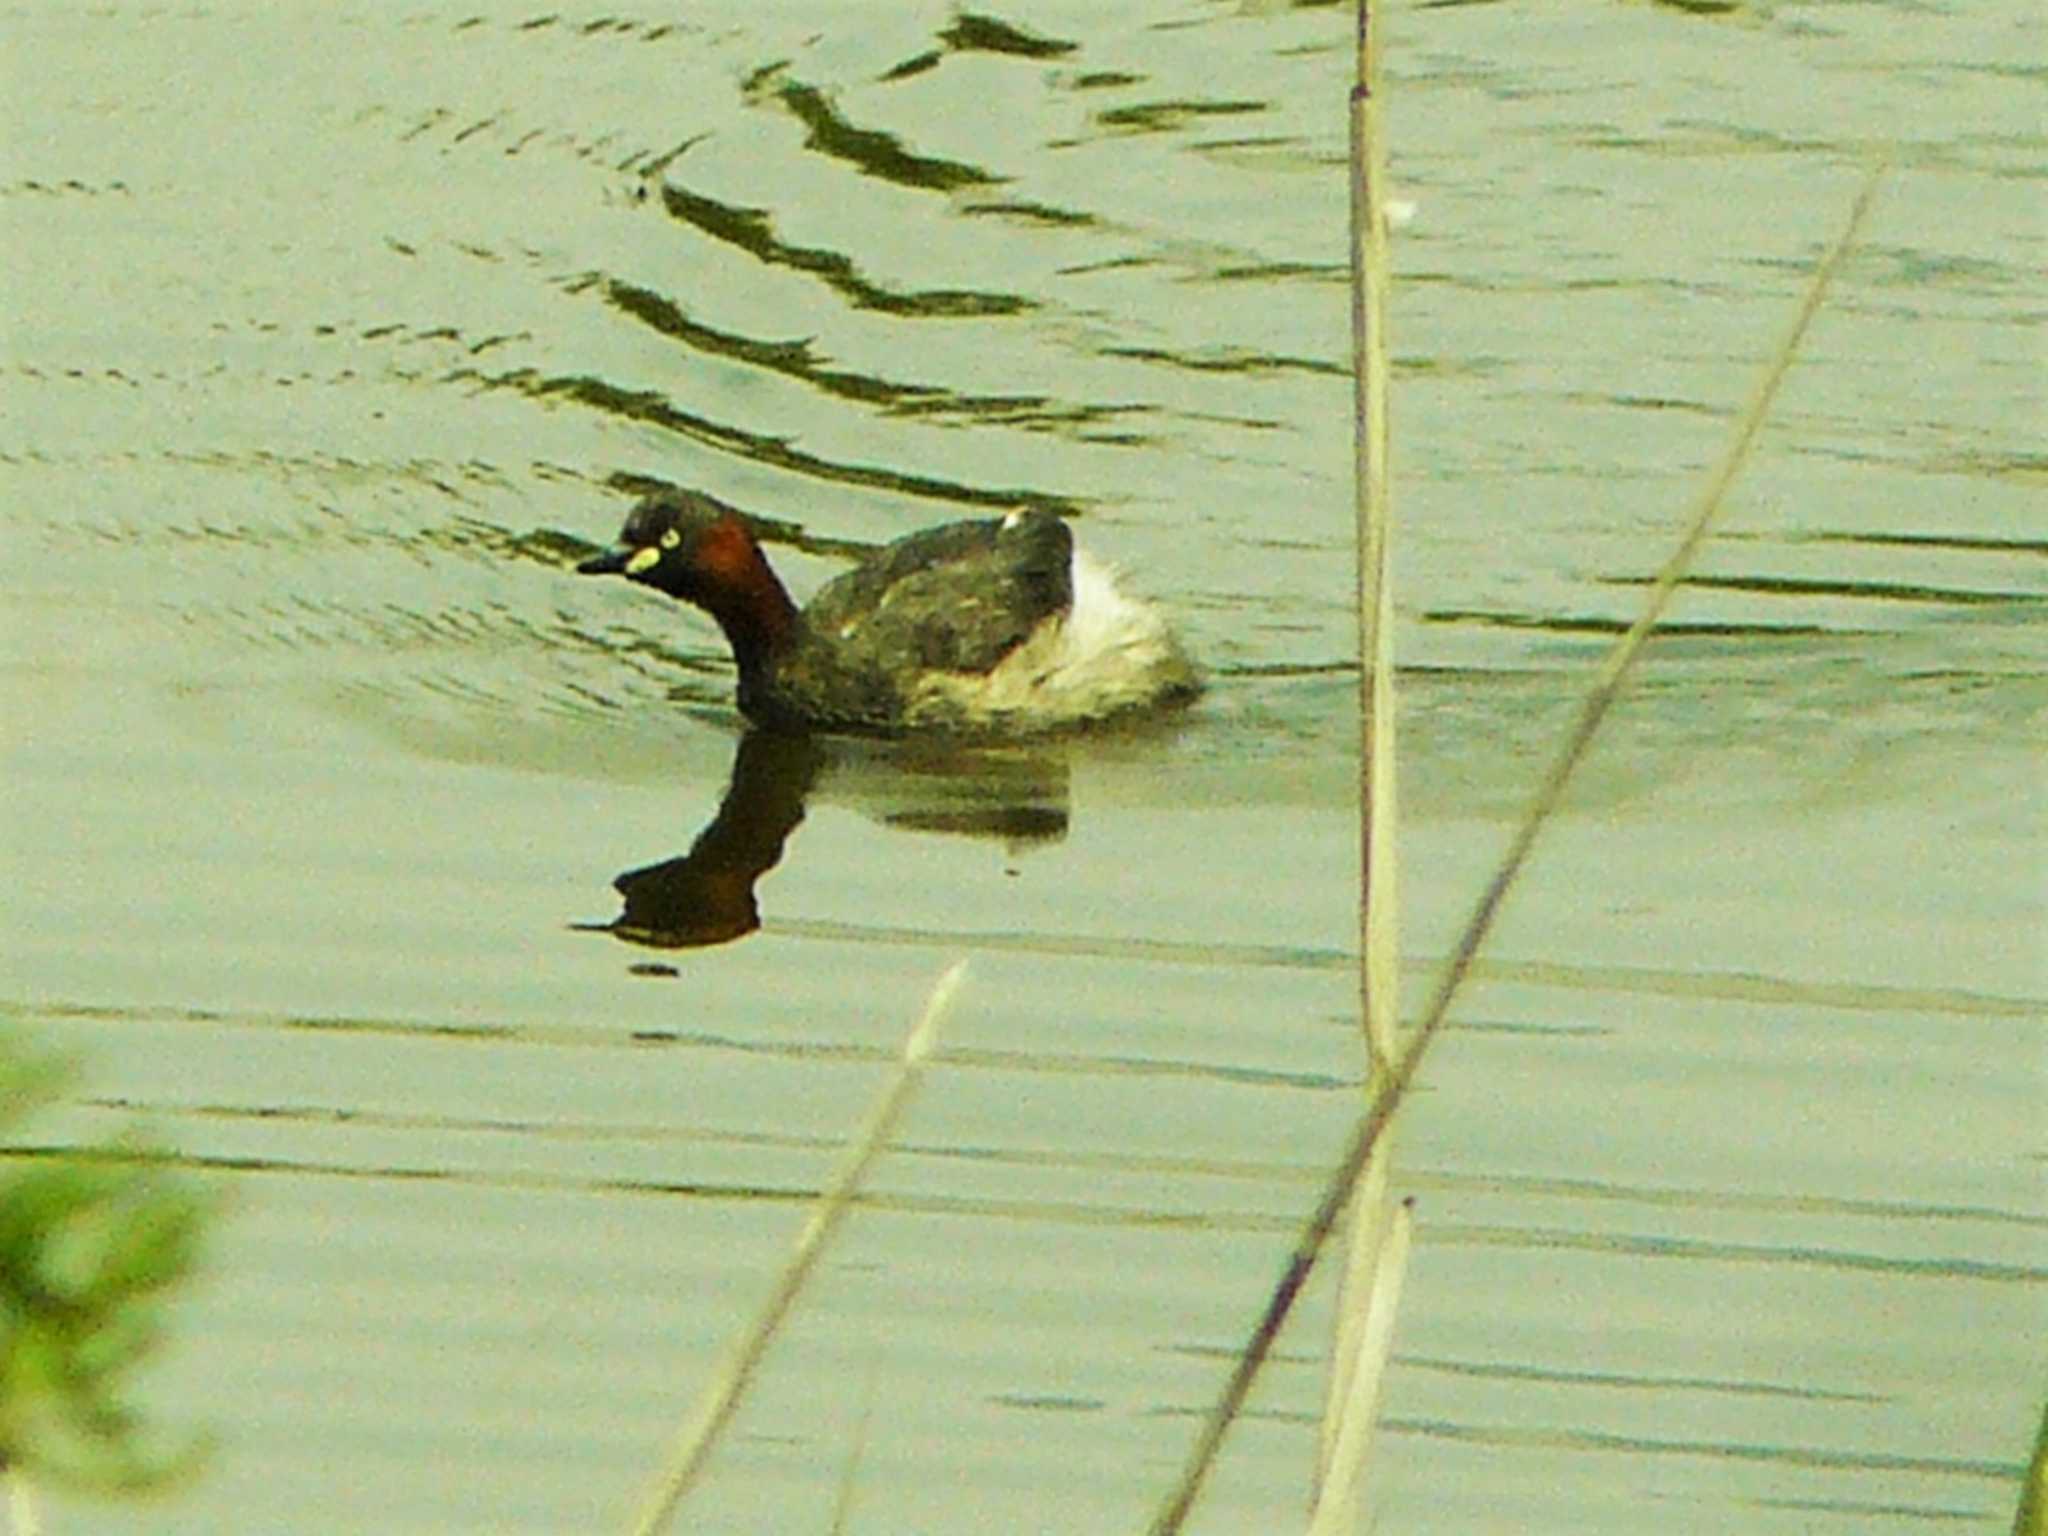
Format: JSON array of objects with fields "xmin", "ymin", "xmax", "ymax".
[
  {"xmin": 625, "ymin": 546, "xmax": 662, "ymax": 575},
  {"xmin": 660, "ymin": 528, "xmax": 682, "ymax": 549}
]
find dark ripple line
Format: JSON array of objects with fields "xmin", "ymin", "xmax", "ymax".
[
  {"xmin": 1096, "ymin": 99, "xmax": 1268, "ymax": 133},
  {"xmin": 763, "ymin": 74, "xmax": 1004, "ymax": 192},
  {"xmin": 1204, "ymin": 259, "xmax": 1347, "ymax": 285},
  {"xmin": 959, "ymin": 198, "xmax": 1098, "ymax": 228},
  {"xmin": 22, "ymin": 1002, "xmax": 1343, "ymax": 1095},
  {"xmin": 601, "ymin": 277, "xmax": 937, "ymax": 409},
  {"xmin": 447, "ymin": 365, "xmax": 1085, "ymax": 516},
  {"xmin": 769, "ymin": 921, "xmax": 2048, "ymax": 1021},
  {"xmin": 1413, "ymin": 1169, "xmax": 2048, "ymax": 1234},
  {"xmin": 1422, "ymin": 607, "xmax": 1854, "ymax": 638},
  {"xmin": 1377, "ymin": 1416, "xmax": 2019, "ymax": 1483},
  {"xmin": 1396, "ymin": 1353, "xmax": 1889, "ymax": 1404},
  {"xmin": 32, "ymin": 1138, "xmax": 2036, "ymax": 1283},
  {"xmin": 84, "ymin": 1095, "xmax": 1320, "ymax": 1188},
  {"xmin": 940, "ymin": 13, "xmax": 1076, "ymax": 59},
  {"xmin": 1750, "ymin": 1493, "xmax": 1990, "ymax": 1523},
  {"xmin": 881, "ymin": 13, "xmax": 1079, "ymax": 82},
  {"xmin": 1434, "ymin": 1219, "xmax": 2048, "ymax": 1284},
  {"xmin": 1613, "ymin": 572, "xmax": 2046, "ymax": 607},
  {"xmin": 1647, "ymin": 0, "xmax": 1745, "ymax": 16},
  {"xmin": 16, "ymin": 934, "xmax": 2035, "ymax": 1046},
  {"xmin": 2, "ymin": 178, "xmax": 133, "ymax": 198},
  {"xmin": 658, "ymin": 182, "xmax": 1030, "ymax": 318},
  {"xmin": 1100, "ymin": 343, "xmax": 1345, "ymax": 379},
  {"xmin": 0, "ymin": 1144, "xmax": 1299, "ymax": 1237},
  {"xmin": 1811, "ymin": 529, "xmax": 2048, "ymax": 558},
  {"xmin": 71, "ymin": 1094, "xmax": 2048, "ymax": 1235},
  {"xmin": 26, "ymin": 1134, "xmax": 2037, "ymax": 1281},
  {"xmin": 598, "ymin": 277, "xmax": 1146, "ymax": 434}
]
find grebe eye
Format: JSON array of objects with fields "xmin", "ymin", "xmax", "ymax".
[{"xmin": 660, "ymin": 528, "xmax": 682, "ymax": 550}]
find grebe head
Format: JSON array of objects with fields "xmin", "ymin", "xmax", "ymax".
[
  {"xmin": 576, "ymin": 491, "xmax": 764, "ymax": 605},
  {"xmin": 575, "ymin": 490, "xmax": 800, "ymax": 679},
  {"xmin": 581, "ymin": 493, "xmax": 794, "ymax": 614}
]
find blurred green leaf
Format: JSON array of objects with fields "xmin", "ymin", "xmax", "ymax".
[{"xmin": 0, "ymin": 1032, "xmax": 212, "ymax": 1495}]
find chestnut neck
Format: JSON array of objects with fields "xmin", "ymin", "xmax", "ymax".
[{"xmin": 688, "ymin": 520, "xmax": 801, "ymax": 686}]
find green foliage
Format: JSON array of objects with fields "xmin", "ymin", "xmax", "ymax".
[
  {"xmin": 0, "ymin": 1036, "xmax": 210, "ymax": 1493},
  {"xmin": 2017, "ymin": 1391, "xmax": 2048, "ymax": 1536}
]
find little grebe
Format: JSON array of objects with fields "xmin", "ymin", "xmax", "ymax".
[{"xmin": 576, "ymin": 491, "xmax": 1198, "ymax": 735}]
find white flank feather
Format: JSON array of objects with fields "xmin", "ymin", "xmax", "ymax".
[{"xmin": 908, "ymin": 549, "xmax": 1196, "ymax": 729}]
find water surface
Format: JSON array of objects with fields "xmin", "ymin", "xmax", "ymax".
[{"xmin": 3, "ymin": 3, "xmax": 2042, "ymax": 1532}]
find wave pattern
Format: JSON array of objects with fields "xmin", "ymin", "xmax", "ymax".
[{"xmin": 4, "ymin": 4, "xmax": 2042, "ymax": 1535}]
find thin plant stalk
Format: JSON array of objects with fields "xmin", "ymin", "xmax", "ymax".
[
  {"xmin": 625, "ymin": 960, "xmax": 967, "ymax": 1536},
  {"xmin": 1145, "ymin": 166, "xmax": 1885, "ymax": 1536},
  {"xmin": 1349, "ymin": 0, "xmax": 1399, "ymax": 1082},
  {"xmin": 826, "ymin": 1368, "xmax": 879, "ymax": 1536},
  {"xmin": 1323, "ymin": 0, "xmax": 1405, "ymax": 1510},
  {"xmin": 1317, "ymin": 1127, "xmax": 1395, "ymax": 1494},
  {"xmin": 1307, "ymin": 1198, "xmax": 1414, "ymax": 1536}
]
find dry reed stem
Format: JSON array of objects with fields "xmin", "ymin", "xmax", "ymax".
[
  {"xmin": 1307, "ymin": 1197, "xmax": 1414, "ymax": 1536},
  {"xmin": 1318, "ymin": 1124, "xmax": 1393, "ymax": 1493},
  {"xmin": 625, "ymin": 960, "xmax": 967, "ymax": 1536},
  {"xmin": 1350, "ymin": 0, "xmax": 1399, "ymax": 1081},
  {"xmin": 1324, "ymin": 0, "xmax": 1405, "ymax": 1513},
  {"xmin": 827, "ymin": 1369, "xmax": 879, "ymax": 1536},
  {"xmin": 1145, "ymin": 165, "xmax": 1885, "ymax": 1536}
]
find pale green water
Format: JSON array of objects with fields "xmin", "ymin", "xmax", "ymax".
[{"xmin": 3, "ymin": 3, "xmax": 2043, "ymax": 1532}]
